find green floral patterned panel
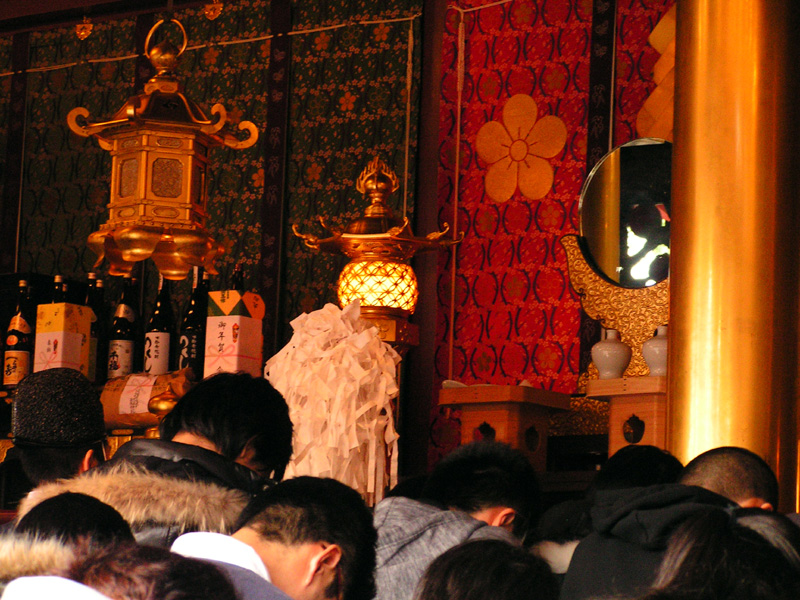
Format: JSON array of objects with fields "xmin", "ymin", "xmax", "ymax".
[
  {"xmin": 19, "ymin": 20, "xmax": 137, "ymax": 281},
  {"xmin": 283, "ymin": 7, "xmax": 422, "ymax": 323},
  {"xmin": 292, "ymin": 0, "xmax": 420, "ymax": 29},
  {"xmin": 161, "ymin": 3, "xmax": 271, "ymax": 298}
]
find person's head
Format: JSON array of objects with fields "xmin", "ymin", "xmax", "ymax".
[
  {"xmin": 679, "ymin": 446, "xmax": 779, "ymax": 510},
  {"xmin": 15, "ymin": 492, "xmax": 134, "ymax": 545},
  {"xmin": 233, "ymin": 476, "xmax": 376, "ymax": 600},
  {"xmin": 591, "ymin": 444, "xmax": 683, "ymax": 495},
  {"xmin": 420, "ymin": 441, "xmax": 541, "ymax": 543},
  {"xmin": 414, "ymin": 539, "xmax": 558, "ymax": 600},
  {"xmin": 67, "ymin": 541, "xmax": 239, "ymax": 600},
  {"xmin": 12, "ymin": 368, "xmax": 106, "ymax": 484},
  {"xmin": 639, "ymin": 507, "xmax": 800, "ymax": 600},
  {"xmin": 159, "ymin": 372, "xmax": 293, "ymax": 480}
]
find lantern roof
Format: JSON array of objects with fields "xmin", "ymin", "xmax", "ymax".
[
  {"xmin": 67, "ymin": 19, "xmax": 257, "ymax": 151},
  {"xmin": 293, "ymin": 157, "xmax": 461, "ymax": 261}
]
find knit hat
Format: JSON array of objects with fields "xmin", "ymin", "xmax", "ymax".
[{"xmin": 12, "ymin": 368, "xmax": 105, "ymax": 448}]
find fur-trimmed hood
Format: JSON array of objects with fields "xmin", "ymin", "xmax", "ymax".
[
  {"xmin": 18, "ymin": 463, "xmax": 250, "ymax": 545},
  {"xmin": 0, "ymin": 534, "xmax": 75, "ymax": 584}
]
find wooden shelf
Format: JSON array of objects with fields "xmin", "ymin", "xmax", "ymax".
[
  {"xmin": 586, "ymin": 376, "xmax": 666, "ymax": 400},
  {"xmin": 439, "ymin": 385, "xmax": 571, "ymax": 411}
]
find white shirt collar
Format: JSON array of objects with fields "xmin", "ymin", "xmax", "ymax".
[
  {"xmin": 170, "ymin": 531, "xmax": 271, "ymax": 581},
  {"xmin": 2, "ymin": 576, "xmax": 113, "ymax": 600}
]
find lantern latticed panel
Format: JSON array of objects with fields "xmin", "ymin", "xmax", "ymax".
[{"xmin": 338, "ymin": 260, "xmax": 419, "ymax": 316}]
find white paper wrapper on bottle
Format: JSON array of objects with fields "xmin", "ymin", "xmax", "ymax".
[{"xmin": 264, "ymin": 301, "xmax": 400, "ymax": 505}]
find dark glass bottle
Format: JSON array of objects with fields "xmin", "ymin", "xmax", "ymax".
[
  {"xmin": 144, "ymin": 274, "xmax": 174, "ymax": 375},
  {"xmin": 3, "ymin": 280, "xmax": 34, "ymax": 391},
  {"xmin": 231, "ymin": 262, "xmax": 244, "ymax": 293},
  {"xmin": 86, "ymin": 274, "xmax": 107, "ymax": 383},
  {"xmin": 107, "ymin": 275, "xmax": 137, "ymax": 379},
  {"xmin": 52, "ymin": 275, "xmax": 66, "ymax": 303},
  {"xmin": 178, "ymin": 267, "xmax": 208, "ymax": 379}
]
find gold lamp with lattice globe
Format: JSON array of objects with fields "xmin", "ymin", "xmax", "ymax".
[{"xmin": 294, "ymin": 157, "xmax": 461, "ymax": 352}]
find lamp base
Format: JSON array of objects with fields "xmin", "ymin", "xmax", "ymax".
[{"xmin": 359, "ymin": 315, "xmax": 419, "ymax": 355}]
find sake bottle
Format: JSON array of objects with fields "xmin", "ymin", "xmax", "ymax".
[
  {"xmin": 144, "ymin": 274, "xmax": 174, "ymax": 375},
  {"xmin": 3, "ymin": 280, "xmax": 34, "ymax": 391},
  {"xmin": 51, "ymin": 275, "xmax": 66, "ymax": 303},
  {"xmin": 107, "ymin": 275, "xmax": 137, "ymax": 379},
  {"xmin": 178, "ymin": 267, "xmax": 208, "ymax": 379}
]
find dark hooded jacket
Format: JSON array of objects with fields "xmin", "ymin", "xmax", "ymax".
[
  {"xmin": 18, "ymin": 439, "xmax": 271, "ymax": 548},
  {"xmin": 559, "ymin": 483, "xmax": 735, "ymax": 600}
]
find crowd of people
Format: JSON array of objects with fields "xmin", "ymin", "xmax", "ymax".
[{"xmin": 0, "ymin": 367, "xmax": 799, "ymax": 599}]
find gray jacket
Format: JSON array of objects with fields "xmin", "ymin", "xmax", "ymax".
[{"xmin": 374, "ymin": 497, "xmax": 517, "ymax": 600}]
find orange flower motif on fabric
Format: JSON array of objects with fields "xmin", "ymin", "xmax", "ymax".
[
  {"xmin": 339, "ymin": 91, "xmax": 357, "ymax": 112},
  {"xmin": 536, "ymin": 344, "xmax": 562, "ymax": 372},
  {"xmin": 203, "ymin": 46, "xmax": 221, "ymax": 66},
  {"xmin": 374, "ymin": 23, "xmax": 390, "ymax": 43},
  {"xmin": 252, "ymin": 168, "xmax": 264, "ymax": 188},
  {"xmin": 315, "ymin": 32, "xmax": 331, "ymax": 52},
  {"xmin": 476, "ymin": 94, "xmax": 567, "ymax": 203},
  {"xmin": 306, "ymin": 163, "xmax": 322, "ymax": 182}
]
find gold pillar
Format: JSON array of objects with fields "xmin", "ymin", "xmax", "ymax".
[{"xmin": 669, "ymin": 0, "xmax": 799, "ymax": 508}]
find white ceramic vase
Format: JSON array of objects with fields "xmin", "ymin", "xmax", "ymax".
[
  {"xmin": 591, "ymin": 329, "xmax": 632, "ymax": 379},
  {"xmin": 643, "ymin": 324, "xmax": 668, "ymax": 376}
]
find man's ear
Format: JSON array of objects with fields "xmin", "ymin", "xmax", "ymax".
[
  {"xmin": 302, "ymin": 543, "xmax": 342, "ymax": 588},
  {"xmin": 78, "ymin": 448, "xmax": 98, "ymax": 474},
  {"xmin": 488, "ymin": 507, "xmax": 516, "ymax": 530}
]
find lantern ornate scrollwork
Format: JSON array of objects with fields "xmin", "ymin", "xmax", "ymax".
[
  {"xmin": 68, "ymin": 19, "xmax": 258, "ymax": 280},
  {"xmin": 294, "ymin": 157, "xmax": 462, "ymax": 352}
]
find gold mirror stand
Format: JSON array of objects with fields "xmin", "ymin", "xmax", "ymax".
[{"xmin": 561, "ymin": 234, "xmax": 669, "ymax": 379}]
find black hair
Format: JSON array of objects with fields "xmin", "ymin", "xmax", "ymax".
[
  {"xmin": 16, "ymin": 442, "xmax": 105, "ymax": 485},
  {"xmin": 592, "ymin": 444, "xmax": 683, "ymax": 494},
  {"xmin": 420, "ymin": 441, "xmax": 541, "ymax": 543},
  {"xmin": 235, "ymin": 476, "xmax": 376, "ymax": 600},
  {"xmin": 679, "ymin": 446, "xmax": 779, "ymax": 508},
  {"xmin": 640, "ymin": 507, "xmax": 800, "ymax": 600},
  {"xmin": 159, "ymin": 372, "xmax": 293, "ymax": 480},
  {"xmin": 68, "ymin": 541, "xmax": 239, "ymax": 600},
  {"xmin": 414, "ymin": 539, "xmax": 558, "ymax": 600},
  {"xmin": 537, "ymin": 445, "xmax": 683, "ymax": 543},
  {"xmin": 16, "ymin": 492, "xmax": 133, "ymax": 545}
]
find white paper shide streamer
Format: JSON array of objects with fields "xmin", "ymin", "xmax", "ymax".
[{"xmin": 264, "ymin": 302, "xmax": 400, "ymax": 505}]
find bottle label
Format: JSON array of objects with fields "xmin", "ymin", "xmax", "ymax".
[
  {"xmin": 3, "ymin": 351, "xmax": 30, "ymax": 387},
  {"xmin": 108, "ymin": 339, "xmax": 134, "ymax": 378},
  {"xmin": 144, "ymin": 332, "xmax": 170, "ymax": 375},
  {"xmin": 8, "ymin": 315, "xmax": 31, "ymax": 334},
  {"xmin": 114, "ymin": 304, "xmax": 136, "ymax": 322},
  {"xmin": 178, "ymin": 332, "xmax": 204, "ymax": 378}
]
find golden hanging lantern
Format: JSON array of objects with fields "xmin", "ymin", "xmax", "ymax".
[
  {"xmin": 68, "ymin": 19, "xmax": 258, "ymax": 280},
  {"xmin": 294, "ymin": 157, "xmax": 461, "ymax": 351}
]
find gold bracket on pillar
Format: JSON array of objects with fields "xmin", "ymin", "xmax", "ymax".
[{"xmin": 561, "ymin": 234, "xmax": 669, "ymax": 378}]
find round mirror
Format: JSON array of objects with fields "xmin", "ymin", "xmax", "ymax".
[{"xmin": 579, "ymin": 138, "xmax": 671, "ymax": 288}]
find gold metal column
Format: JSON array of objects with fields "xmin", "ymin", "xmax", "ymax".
[{"xmin": 670, "ymin": 0, "xmax": 799, "ymax": 508}]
